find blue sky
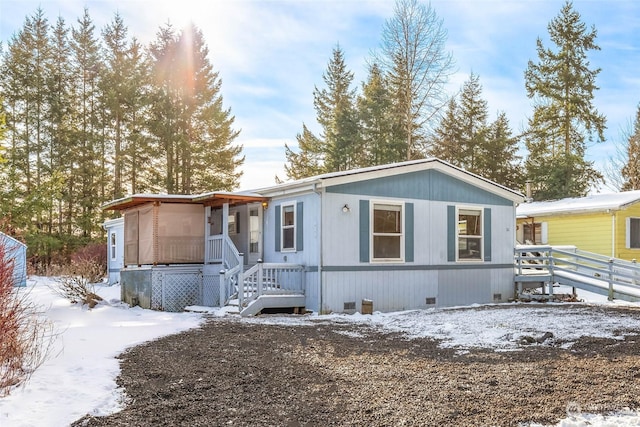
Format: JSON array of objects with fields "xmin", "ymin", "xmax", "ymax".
[{"xmin": 1, "ymin": 0, "xmax": 639, "ymax": 191}]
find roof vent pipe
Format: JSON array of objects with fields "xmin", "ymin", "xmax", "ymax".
[{"xmin": 525, "ymin": 181, "xmax": 533, "ymax": 203}]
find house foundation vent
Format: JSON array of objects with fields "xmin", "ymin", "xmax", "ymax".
[
  {"xmin": 344, "ymin": 301, "xmax": 356, "ymax": 311},
  {"xmin": 493, "ymin": 293, "xmax": 502, "ymax": 301},
  {"xmin": 425, "ymin": 297, "xmax": 436, "ymax": 305}
]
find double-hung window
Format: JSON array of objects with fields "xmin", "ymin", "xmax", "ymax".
[
  {"xmin": 457, "ymin": 208, "xmax": 482, "ymax": 260},
  {"xmin": 372, "ymin": 202, "xmax": 403, "ymax": 261},
  {"xmin": 281, "ymin": 204, "xmax": 296, "ymax": 251}
]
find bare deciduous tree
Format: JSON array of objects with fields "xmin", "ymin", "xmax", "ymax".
[{"xmin": 375, "ymin": 0, "xmax": 455, "ymax": 160}]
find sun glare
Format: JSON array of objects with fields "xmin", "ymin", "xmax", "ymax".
[{"xmin": 154, "ymin": 0, "xmax": 206, "ymax": 31}]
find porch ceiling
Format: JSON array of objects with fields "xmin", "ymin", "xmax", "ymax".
[
  {"xmin": 102, "ymin": 194, "xmax": 197, "ymax": 211},
  {"xmin": 193, "ymin": 192, "xmax": 268, "ymax": 208}
]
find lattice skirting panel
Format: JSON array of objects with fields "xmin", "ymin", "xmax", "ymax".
[
  {"xmin": 202, "ymin": 274, "xmax": 221, "ymax": 307},
  {"xmin": 148, "ymin": 268, "xmax": 204, "ymax": 312},
  {"xmin": 151, "ymin": 270, "xmax": 164, "ymax": 310},
  {"xmin": 162, "ymin": 272, "xmax": 202, "ymax": 312}
]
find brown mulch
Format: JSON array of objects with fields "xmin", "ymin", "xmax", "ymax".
[{"xmin": 73, "ymin": 305, "xmax": 640, "ymax": 427}]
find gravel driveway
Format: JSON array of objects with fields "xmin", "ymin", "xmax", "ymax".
[{"xmin": 73, "ymin": 305, "xmax": 640, "ymax": 426}]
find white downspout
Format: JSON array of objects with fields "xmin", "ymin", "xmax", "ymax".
[
  {"xmin": 612, "ymin": 212, "xmax": 616, "ymax": 259},
  {"xmin": 313, "ymin": 182, "xmax": 323, "ymax": 314}
]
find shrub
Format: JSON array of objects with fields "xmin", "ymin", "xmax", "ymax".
[
  {"xmin": 53, "ymin": 258, "xmax": 105, "ymax": 308},
  {"xmin": 0, "ymin": 242, "xmax": 55, "ymax": 397},
  {"xmin": 71, "ymin": 242, "xmax": 107, "ymax": 275},
  {"xmin": 53, "ymin": 274, "xmax": 103, "ymax": 308}
]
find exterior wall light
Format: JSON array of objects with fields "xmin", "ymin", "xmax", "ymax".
[{"xmin": 342, "ymin": 204, "xmax": 350, "ymax": 213}]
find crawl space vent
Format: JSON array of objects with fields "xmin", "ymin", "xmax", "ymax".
[
  {"xmin": 343, "ymin": 301, "xmax": 356, "ymax": 311},
  {"xmin": 425, "ymin": 297, "xmax": 436, "ymax": 305},
  {"xmin": 493, "ymin": 293, "xmax": 502, "ymax": 301}
]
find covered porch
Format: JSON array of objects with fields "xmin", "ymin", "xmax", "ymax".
[
  {"xmin": 103, "ymin": 192, "xmax": 307, "ymax": 314},
  {"xmin": 196, "ymin": 192, "xmax": 306, "ymax": 316}
]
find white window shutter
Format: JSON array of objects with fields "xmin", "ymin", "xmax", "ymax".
[
  {"xmin": 626, "ymin": 217, "xmax": 631, "ymax": 249},
  {"xmin": 541, "ymin": 222, "xmax": 548, "ymax": 244}
]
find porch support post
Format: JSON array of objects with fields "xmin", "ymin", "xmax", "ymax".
[
  {"xmin": 222, "ymin": 202, "xmax": 229, "ymax": 266},
  {"xmin": 204, "ymin": 206, "xmax": 211, "ymax": 263},
  {"xmin": 257, "ymin": 259, "xmax": 263, "ymax": 297}
]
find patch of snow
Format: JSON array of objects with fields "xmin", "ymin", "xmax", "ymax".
[
  {"xmin": 528, "ymin": 408, "xmax": 640, "ymax": 427},
  {"xmin": 3, "ymin": 277, "xmax": 640, "ymax": 427},
  {"xmin": 0, "ymin": 277, "xmax": 204, "ymax": 427}
]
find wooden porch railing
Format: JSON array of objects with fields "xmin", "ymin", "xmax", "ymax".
[
  {"xmin": 220, "ymin": 261, "xmax": 304, "ymax": 308},
  {"xmin": 206, "ymin": 235, "xmax": 241, "ymax": 269}
]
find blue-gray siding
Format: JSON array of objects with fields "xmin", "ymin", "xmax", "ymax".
[
  {"xmin": 1, "ymin": 232, "xmax": 27, "ymax": 287},
  {"xmin": 326, "ymin": 169, "xmax": 513, "ymax": 206}
]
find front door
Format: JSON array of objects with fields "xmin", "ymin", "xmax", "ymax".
[{"xmin": 248, "ymin": 204, "xmax": 263, "ymax": 264}]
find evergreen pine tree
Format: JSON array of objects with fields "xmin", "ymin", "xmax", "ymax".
[
  {"xmin": 70, "ymin": 7, "xmax": 103, "ymax": 236},
  {"xmin": 313, "ymin": 44, "xmax": 360, "ymax": 172},
  {"xmin": 284, "ymin": 45, "xmax": 359, "ymax": 179},
  {"xmin": 524, "ymin": 1, "xmax": 606, "ymax": 200},
  {"xmin": 357, "ymin": 63, "xmax": 403, "ymax": 166},
  {"xmin": 45, "ymin": 16, "xmax": 72, "ymax": 235},
  {"xmin": 481, "ymin": 112, "xmax": 523, "ymax": 189},
  {"xmin": 101, "ymin": 12, "xmax": 129, "ymax": 200},
  {"xmin": 149, "ymin": 23, "xmax": 242, "ymax": 194},
  {"xmin": 431, "ymin": 97, "xmax": 462, "ymax": 165},
  {"xmin": 457, "ymin": 72, "xmax": 489, "ymax": 172},
  {"xmin": 148, "ymin": 22, "xmax": 180, "ymax": 193},
  {"xmin": 284, "ymin": 124, "xmax": 326, "ymax": 180},
  {"xmin": 122, "ymin": 38, "xmax": 156, "ymax": 195},
  {"xmin": 621, "ymin": 105, "xmax": 640, "ymax": 191}
]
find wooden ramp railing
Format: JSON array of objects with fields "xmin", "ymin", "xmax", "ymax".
[{"xmin": 515, "ymin": 245, "xmax": 640, "ymax": 301}]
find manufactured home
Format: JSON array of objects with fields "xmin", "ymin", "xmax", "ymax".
[
  {"xmin": 516, "ymin": 190, "xmax": 640, "ymax": 260},
  {"xmin": 104, "ymin": 158, "xmax": 524, "ymax": 314}
]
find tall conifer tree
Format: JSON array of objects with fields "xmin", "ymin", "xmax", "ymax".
[
  {"xmin": 101, "ymin": 13, "xmax": 129, "ymax": 200},
  {"xmin": 621, "ymin": 105, "xmax": 640, "ymax": 191},
  {"xmin": 285, "ymin": 45, "xmax": 359, "ymax": 179},
  {"xmin": 357, "ymin": 63, "xmax": 403, "ymax": 166},
  {"xmin": 284, "ymin": 124, "xmax": 326, "ymax": 180},
  {"xmin": 313, "ymin": 44, "xmax": 360, "ymax": 172},
  {"xmin": 524, "ymin": 1, "xmax": 606, "ymax": 199},
  {"xmin": 431, "ymin": 97, "xmax": 462, "ymax": 165},
  {"xmin": 71, "ymin": 7, "xmax": 104, "ymax": 236},
  {"xmin": 46, "ymin": 16, "xmax": 72, "ymax": 235},
  {"xmin": 480, "ymin": 112, "xmax": 523, "ymax": 189},
  {"xmin": 149, "ymin": 23, "xmax": 242, "ymax": 194},
  {"xmin": 457, "ymin": 72, "xmax": 488, "ymax": 172}
]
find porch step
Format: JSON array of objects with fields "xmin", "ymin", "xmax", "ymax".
[{"xmin": 240, "ymin": 294, "xmax": 306, "ymax": 317}]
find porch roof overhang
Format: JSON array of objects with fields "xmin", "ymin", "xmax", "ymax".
[
  {"xmin": 102, "ymin": 194, "xmax": 198, "ymax": 211},
  {"xmin": 193, "ymin": 191, "xmax": 268, "ymax": 208}
]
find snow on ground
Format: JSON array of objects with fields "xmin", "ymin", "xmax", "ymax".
[
  {"xmin": 0, "ymin": 277, "xmax": 204, "ymax": 427},
  {"xmin": 1, "ymin": 278, "xmax": 640, "ymax": 426}
]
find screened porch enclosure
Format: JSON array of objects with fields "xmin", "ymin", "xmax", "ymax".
[{"xmin": 124, "ymin": 202, "xmax": 204, "ymax": 266}]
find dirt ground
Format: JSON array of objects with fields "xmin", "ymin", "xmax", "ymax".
[{"xmin": 73, "ymin": 305, "xmax": 640, "ymax": 427}]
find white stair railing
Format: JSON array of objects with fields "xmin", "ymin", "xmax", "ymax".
[{"xmin": 238, "ymin": 260, "xmax": 304, "ymax": 308}]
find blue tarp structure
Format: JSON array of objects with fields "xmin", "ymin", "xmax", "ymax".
[{"xmin": 0, "ymin": 232, "xmax": 27, "ymax": 287}]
